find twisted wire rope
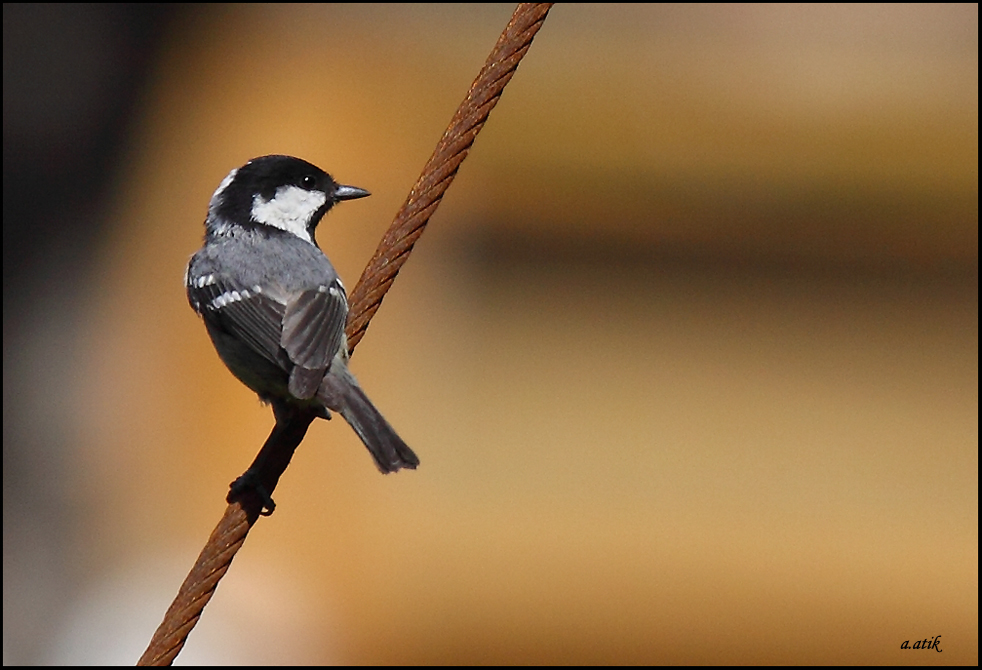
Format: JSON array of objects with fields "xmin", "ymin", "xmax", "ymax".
[{"xmin": 138, "ymin": 4, "xmax": 553, "ymax": 665}]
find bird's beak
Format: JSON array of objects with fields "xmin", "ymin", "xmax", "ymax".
[{"xmin": 335, "ymin": 184, "xmax": 371, "ymax": 201}]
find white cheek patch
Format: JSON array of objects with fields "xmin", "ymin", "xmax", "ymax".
[{"xmin": 251, "ymin": 185, "xmax": 327, "ymax": 244}]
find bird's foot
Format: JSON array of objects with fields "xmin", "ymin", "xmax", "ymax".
[{"xmin": 228, "ymin": 470, "xmax": 276, "ymax": 516}]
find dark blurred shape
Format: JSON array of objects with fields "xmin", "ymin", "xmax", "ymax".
[
  {"xmin": 2, "ymin": 4, "xmax": 183, "ymax": 664},
  {"xmin": 2, "ymin": 3, "xmax": 181, "ymax": 319}
]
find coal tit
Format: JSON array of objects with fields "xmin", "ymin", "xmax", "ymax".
[{"xmin": 186, "ymin": 155, "xmax": 419, "ymax": 473}]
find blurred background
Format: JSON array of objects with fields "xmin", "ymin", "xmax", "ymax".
[{"xmin": 3, "ymin": 3, "xmax": 977, "ymax": 665}]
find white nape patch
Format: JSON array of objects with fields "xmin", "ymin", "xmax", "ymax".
[
  {"xmin": 251, "ymin": 185, "xmax": 327, "ymax": 244},
  {"xmin": 207, "ymin": 220, "xmax": 234, "ymax": 238},
  {"xmin": 208, "ymin": 168, "xmax": 239, "ymax": 219},
  {"xmin": 212, "ymin": 168, "xmax": 238, "ymax": 200}
]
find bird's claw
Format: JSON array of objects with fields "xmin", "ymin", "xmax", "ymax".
[{"xmin": 228, "ymin": 471, "xmax": 276, "ymax": 516}]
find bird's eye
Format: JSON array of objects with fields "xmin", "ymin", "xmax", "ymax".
[{"xmin": 300, "ymin": 175, "xmax": 317, "ymax": 189}]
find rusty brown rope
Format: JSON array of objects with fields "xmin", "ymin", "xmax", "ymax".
[
  {"xmin": 346, "ymin": 2, "xmax": 554, "ymax": 353},
  {"xmin": 137, "ymin": 3, "xmax": 553, "ymax": 666}
]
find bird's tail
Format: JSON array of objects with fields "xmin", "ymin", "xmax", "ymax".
[{"xmin": 318, "ymin": 368, "xmax": 419, "ymax": 473}]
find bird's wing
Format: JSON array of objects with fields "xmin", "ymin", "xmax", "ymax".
[
  {"xmin": 187, "ymin": 270, "xmax": 347, "ymax": 400},
  {"xmin": 187, "ymin": 273, "xmax": 288, "ymax": 369},
  {"xmin": 280, "ymin": 279, "xmax": 348, "ymax": 399}
]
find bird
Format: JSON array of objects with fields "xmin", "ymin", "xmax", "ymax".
[{"xmin": 185, "ymin": 154, "xmax": 419, "ymax": 475}]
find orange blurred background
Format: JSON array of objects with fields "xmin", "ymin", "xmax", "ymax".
[{"xmin": 3, "ymin": 4, "xmax": 976, "ymax": 664}]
